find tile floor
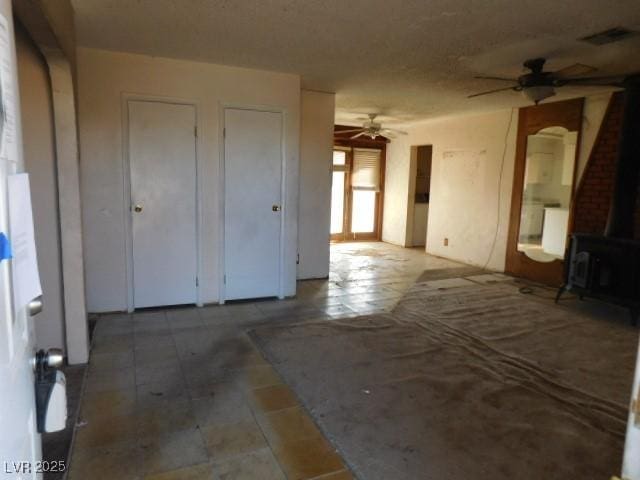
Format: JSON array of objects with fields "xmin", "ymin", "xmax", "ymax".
[{"xmin": 69, "ymin": 242, "xmax": 462, "ymax": 480}]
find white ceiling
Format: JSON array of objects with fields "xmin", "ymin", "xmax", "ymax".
[{"xmin": 71, "ymin": 0, "xmax": 640, "ymax": 126}]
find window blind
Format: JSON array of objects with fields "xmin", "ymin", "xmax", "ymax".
[{"xmin": 352, "ymin": 148, "xmax": 381, "ymax": 191}]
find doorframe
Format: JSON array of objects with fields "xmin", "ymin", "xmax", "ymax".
[
  {"xmin": 218, "ymin": 103, "xmax": 287, "ymax": 304},
  {"xmin": 330, "ymin": 143, "xmax": 387, "ymax": 242},
  {"xmin": 121, "ymin": 93, "xmax": 202, "ymax": 312}
]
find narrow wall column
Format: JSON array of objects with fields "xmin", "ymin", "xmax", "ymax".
[{"xmin": 47, "ymin": 54, "xmax": 88, "ymax": 364}]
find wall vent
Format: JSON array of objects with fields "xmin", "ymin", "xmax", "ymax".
[{"xmin": 579, "ymin": 27, "xmax": 637, "ymax": 46}]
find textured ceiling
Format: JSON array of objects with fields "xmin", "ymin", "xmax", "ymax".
[{"xmin": 71, "ymin": 0, "xmax": 640, "ymax": 126}]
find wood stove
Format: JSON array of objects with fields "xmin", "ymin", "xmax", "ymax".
[{"xmin": 557, "ymin": 76, "xmax": 640, "ymax": 325}]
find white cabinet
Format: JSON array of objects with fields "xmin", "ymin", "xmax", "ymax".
[{"xmin": 542, "ymin": 208, "xmax": 569, "ymax": 257}]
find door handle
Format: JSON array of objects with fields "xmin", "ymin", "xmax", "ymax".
[
  {"xmin": 28, "ymin": 295, "xmax": 43, "ymax": 316},
  {"xmin": 32, "ymin": 348, "xmax": 64, "ymax": 372},
  {"xmin": 272, "ymin": 205, "xmax": 281, "ymax": 212},
  {"xmin": 133, "ymin": 204, "xmax": 143, "ymax": 213}
]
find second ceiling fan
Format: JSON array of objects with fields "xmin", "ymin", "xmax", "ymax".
[
  {"xmin": 336, "ymin": 114, "xmax": 408, "ymax": 140},
  {"xmin": 469, "ymin": 57, "xmax": 626, "ymax": 104}
]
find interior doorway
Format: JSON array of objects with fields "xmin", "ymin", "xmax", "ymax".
[
  {"xmin": 406, "ymin": 145, "xmax": 433, "ymax": 247},
  {"xmin": 330, "ymin": 146, "xmax": 385, "ymax": 241}
]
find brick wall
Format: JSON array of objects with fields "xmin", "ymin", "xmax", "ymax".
[{"xmin": 572, "ymin": 92, "xmax": 626, "ymax": 236}]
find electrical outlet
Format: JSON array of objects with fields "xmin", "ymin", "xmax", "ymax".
[{"xmin": 444, "ymin": 238, "xmax": 449, "ymax": 246}]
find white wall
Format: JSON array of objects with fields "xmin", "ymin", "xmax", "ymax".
[
  {"xmin": 384, "ymin": 109, "xmax": 519, "ymax": 270},
  {"xmin": 16, "ymin": 26, "xmax": 65, "ymax": 350},
  {"xmin": 383, "ymin": 94, "xmax": 612, "ymax": 271},
  {"xmin": 77, "ymin": 48, "xmax": 300, "ymax": 312},
  {"xmin": 298, "ymin": 90, "xmax": 335, "ymax": 280}
]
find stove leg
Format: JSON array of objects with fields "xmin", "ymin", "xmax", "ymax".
[{"xmin": 555, "ymin": 284, "xmax": 566, "ymax": 304}]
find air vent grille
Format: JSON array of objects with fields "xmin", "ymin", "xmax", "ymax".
[{"xmin": 579, "ymin": 27, "xmax": 637, "ymax": 46}]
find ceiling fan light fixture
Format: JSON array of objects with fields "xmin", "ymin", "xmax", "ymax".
[{"xmin": 523, "ymin": 85, "xmax": 556, "ymax": 104}]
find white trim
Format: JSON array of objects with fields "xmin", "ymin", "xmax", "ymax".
[
  {"xmin": 121, "ymin": 93, "xmax": 202, "ymax": 311},
  {"xmin": 219, "ymin": 103, "xmax": 287, "ymax": 302}
]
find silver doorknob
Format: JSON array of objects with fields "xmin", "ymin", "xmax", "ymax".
[
  {"xmin": 272, "ymin": 205, "xmax": 281, "ymax": 212},
  {"xmin": 28, "ymin": 296, "xmax": 43, "ymax": 316},
  {"xmin": 134, "ymin": 205, "xmax": 143, "ymax": 213},
  {"xmin": 32, "ymin": 348, "xmax": 64, "ymax": 372}
]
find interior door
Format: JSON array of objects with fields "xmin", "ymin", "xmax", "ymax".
[
  {"xmin": 129, "ymin": 100, "xmax": 197, "ymax": 308},
  {"xmin": 224, "ymin": 108, "xmax": 282, "ymax": 300},
  {"xmin": 0, "ymin": 5, "xmax": 42, "ymax": 477}
]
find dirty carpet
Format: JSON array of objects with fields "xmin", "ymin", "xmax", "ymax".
[{"xmin": 249, "ymin": 279, "xmax": 637, "ymax": 480}]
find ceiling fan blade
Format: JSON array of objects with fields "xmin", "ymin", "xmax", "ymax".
[
  {"xmin": 334, "ymin": 129, "xmax": 364, "ymax": 135},
  {"xmin": 351, "ymin": 132, "xmax": 367, "ymax": 139},
  {"xmin": 558, "ymin": 75, "xmax": 626, "ymax": 87},
  {"xmin": 554, "ymin": 63, "xmax": 597, "ymax": 78},
  {"xmin": 381, "ymin": 129, "xmax": 407, "ymax": 136},
  {"xmin": 468, "ymin": 86, "xmax": 518, "ymax": 98},
  {"xmin": 379, "ymin": 131, "xmax": 396, "ymax": 139},
  {"xmin": 474, "ymin": 75, "xmax": 518, "ymax": 82}
]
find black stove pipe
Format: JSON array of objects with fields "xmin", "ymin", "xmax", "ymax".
[{"xmin": 604, "ymin": 76, "xmax": 640, "ymax": 238}]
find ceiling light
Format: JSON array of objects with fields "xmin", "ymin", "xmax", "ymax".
[{"xmin": 523, "ymin": 85, "xmax": 556, "ymax": 105}]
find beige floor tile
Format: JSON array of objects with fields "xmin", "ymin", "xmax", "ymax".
[
  {"xmin": 134, "ymin": 332, "xmax": 175, "ymax": 350},
  {"xmin": 256, "ymin": 406, "xmax": 322, "ymax": 446},
  {"xmin": 248, "ymin": 384, "xmax": 298, "ymax": 414},
  {"xmin": 143, "ymin": 462, "xmax": 214, "ymax": 480},
  {"xmin": 212, "ymin": 448, "xmax": 286, "ymax": 480},
  {"xmin": 68, "ymin": 439, "xmax": 142, "ymax": 480},
  {"xmin": 85, "ymin": 368, "xmax": 136, "ymax": 394},
  {"xmin": 229, "ymin": 364, "xmax": 282, "ymax": 391},
  {"xmin": 92, "ymin": 333, "xmax": 135, "ymax": 354},
  {"xmin": 136, "ymin": 400, "xmax": 197, "ymax": 437},
  {"xmin": 74, "ymin": 413, "xmax": 137, "ymax": 448},
  {"xmin": 191, "ymin": 395, "xmax": 253, "ymax": 427},
  {"xmin": 89, "ymin": 350, "xmax": 135, "ymax": 372},
  {"xmin": 187, "ymin": 378, "xmax": 243, "ymax": 400},
  {"xmin": 272, "ymin": 436, "xmax": 345, "ymax": 480},
  {"xmin": 201, "ymin": 419, "xmax": 267, "ymax": 461},
  {"xmin": 136, "ymin": 377, "xmax": 188, "ymax": 408},
  {"xmin": 140, "ymin": 428, "xmax": 208, "ymax": 475},
  {"xmin": 135, "ymin": 344, "xmax": 180, "ymax": 367},
  {"xmin": 80, "ymin": 388, "xmax": 137, "ymax": 420},
  {"xmin": 135, "ymin": 363, "xmax": 183, "ymax": 386},
  {"xmin": 310, "ymin": 470, "xmax": 354, "ymax": 480}
]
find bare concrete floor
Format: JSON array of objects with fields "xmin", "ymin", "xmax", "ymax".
[{"xmin": 68, "ymin": 242, "xmax": 462, "ymax": 479}]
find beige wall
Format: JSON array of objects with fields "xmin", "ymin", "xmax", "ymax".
[
  {"xmin": 382, "ymin": 94, "xmax": 611, "ymax": 271},
  {"xmin": 77, "ymin": 47, "xmax": 301, "ymax": 312},
  {"xmin": 15, "ymin": 25, "xmax": 65, "ymax": 350},
  {"xmin": 298, "ymin": 90, "xmax": 335, "ymax": 279}
]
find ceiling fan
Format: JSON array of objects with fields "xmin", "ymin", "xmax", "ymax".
[
  {"xmin": 469, "ymin": 57, "xmax": 626, "ymax": 104},
  {"xmin": 335, "ymin": 114, "xmax": 408, "ymax": 140}
]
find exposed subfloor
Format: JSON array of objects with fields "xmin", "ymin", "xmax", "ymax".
[
  {"xmin": 251, "ymin": 258, "xmax": 637, "ymax": 479},
  {"xmin": 68, "ymin": 242, "xmax": 463, "ymax": 479}
]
